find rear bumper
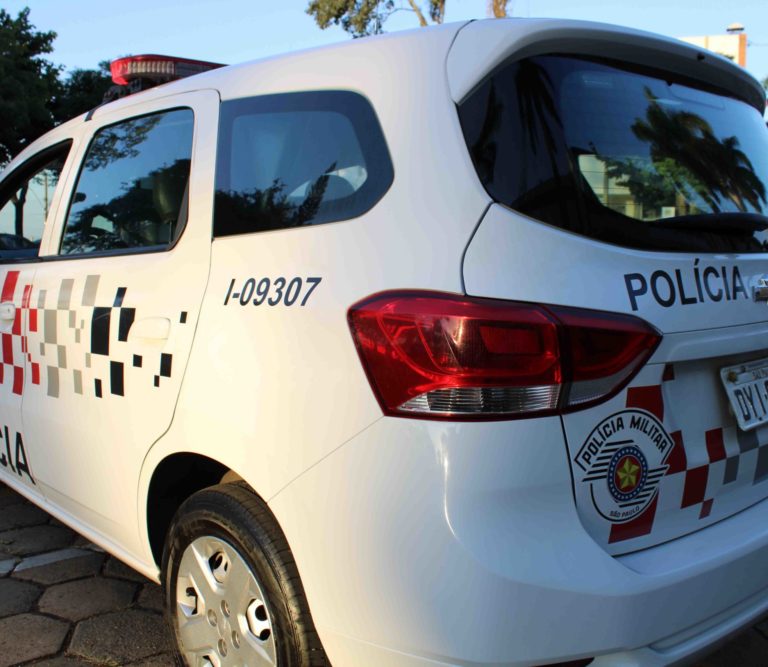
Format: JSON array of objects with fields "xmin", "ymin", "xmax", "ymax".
[{"xmin": 268, "ymin": 417, "xmax": 768, "ymax": 667}]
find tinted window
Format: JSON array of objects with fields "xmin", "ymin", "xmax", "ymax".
[
  {"xmin": 0, "ymin": 144, "xmax": 70, "ymax": 259},
  {"xmin": 459, "ymin": 55, "xmax": 768, "ymax": 253},
  {"xmin": 61, "ymin": 109, "xmax": 193, "ymax": 255},
  {"xmin": 214, "ymin": 91, "xmax": 393, "ymax": 237}
]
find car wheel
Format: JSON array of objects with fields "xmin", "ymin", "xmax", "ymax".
[{"xmin": 163, "ymin": 482, "xmax": 327, "ymax": 666}]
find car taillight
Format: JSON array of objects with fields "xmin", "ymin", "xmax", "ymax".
[{"xmin": 347, "ymin": 292, "xmax": 661, "ymax": 419}]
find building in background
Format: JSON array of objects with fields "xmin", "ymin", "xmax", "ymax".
[{"xmin": 680, "ymin": 24, "xmax": 747, "ymax": 67}]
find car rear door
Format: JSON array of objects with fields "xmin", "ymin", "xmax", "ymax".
[
  {"xmin": 23, "ymin": 90, "xmax": 218, "ymax": 549},
  {"xmin": 452, "ymin": 21, "xmax": 768, "ymax": 554}
]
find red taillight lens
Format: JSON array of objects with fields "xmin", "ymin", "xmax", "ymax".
[{"xmin": 348, "ymin": 292, "xmax": 660, "ymax": 419}]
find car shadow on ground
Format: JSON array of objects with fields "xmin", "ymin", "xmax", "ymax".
[{"xmin": 0, "ymin": 483, "xmax": 174, "ymax": 666}]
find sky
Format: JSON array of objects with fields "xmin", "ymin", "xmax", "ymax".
[{"xmin": 5, "ymin": 0, "xmax": 768, "ymax": 83}]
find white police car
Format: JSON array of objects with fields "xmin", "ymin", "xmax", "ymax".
[{"xmin": 1, "ymin": 16, "xmax": 768, "ymax": 667}]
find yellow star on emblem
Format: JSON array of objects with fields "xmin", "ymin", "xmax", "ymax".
[{"xmin": 617, "ymin": 457, "xmax": 640, "ymax": 490}]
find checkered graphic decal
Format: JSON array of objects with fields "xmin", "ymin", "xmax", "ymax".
[
  {"xmin": 0, "ymin": 271, "xmax": 28, "ymax": 395},
  {"xmin": 0, "ymin": 270, "xmax": 188, "ymax": 400},
  {"xmin": 608, "ymin": 364, "xmax": 768, "ymax": 544}
]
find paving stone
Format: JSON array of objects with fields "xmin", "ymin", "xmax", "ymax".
[
  {"xmin": 13, "ymin": 548, "xmax": 105, "ymax": 585},
  {"xmin": 124, "ymin": 655, "xmax": 176, "ymax": 666},
  {"xmin": 138, "ymin": 583, "xmax": 165, "ymax": 611},
  {"xmin": 695, "ymin": 628, "xmax": 768, "ymax": 666},
  {"xmin": 70, "ymin": 609, "xmax": 173, "ymax": 664},
  {"xmin": 39, "ymin": 576, "xmax": 137, "ymax": 621},
  {"xmin": 0, "ymin": 578, "xmax": 40, "ymax": 617},
  {"xmin": 0, "ymin": 613, "xmax": 69, "ymax": 665},
  {"xmin": 103, "ymin": 556, "xmax": 152, "ymax": 583},
  {"xmin": 72, "ymin": 534, "xmax": 105, "ymax": 552},
  {"xmin": 0, "ymin": 524, "xmax": 76, "ymax": 556},
  {"xmin": 0, "ymin": 557, "xmax": 17, "ymax": 577},
  {"xmin": 0, "ymin": 484, "xmax": 26, "ymax": 509},
  {"xmin": 29, "ymin": 657, "xmax": 95, "ymax": 667},
  {"xmin": 0, "ymin": 501, "xmax": 50, "ymax": 531},
  {"xmin": 15, "ymin": 547, "xmax": 91, "ymax": 571}
]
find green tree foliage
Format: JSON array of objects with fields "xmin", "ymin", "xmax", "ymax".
[
  {"xmin": 0, "ymin": 9, "xmax": 114, "ymax": 164},
  {"xmin": 0, "ymin": 7, "xmax": 60, "ymax": 163},
  {"xmin": 52, "ymin": 61, "xmax": 113, "ymax": 124},
  {"xmin": 306, "ymin": 0, "xmax": 446, "ymax": 37}
]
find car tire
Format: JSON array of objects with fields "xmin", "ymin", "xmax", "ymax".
[{"xmin": 162, "ymin": 482, "xmax": 328, "ymax": 666}]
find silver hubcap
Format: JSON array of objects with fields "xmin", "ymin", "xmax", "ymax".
[{"xmin": 176, "ymin": 536, "xmax": 277, "ymax": 666}]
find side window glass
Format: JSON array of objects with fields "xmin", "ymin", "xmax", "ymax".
[
  {"xmin": 0, "ymin": 146, "xmax": 70, "ymax": 259},
  {"xmin": 61, "ymin": 108, "xmax": 194, "ymax": 256},
  {"xmin": 214, "ymin": 91, "xmax": 393, "ymax": 237}
]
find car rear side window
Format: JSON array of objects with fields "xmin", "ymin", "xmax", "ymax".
[
  {"xmin": 0, "ymin": 143, "xmax": 71, "ymax": 260},
  {"xmin": 458, "ymin": 55, "xmax": 768, "ymax": 253},
  {"xmin": 61, "ymin": 108, "xmax": 194, "ymax": 256},
  {"xmin": 214, "ymin": 90, "xmax": 393, "ymax": 237}
]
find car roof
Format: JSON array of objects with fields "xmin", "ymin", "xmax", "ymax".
[
  {"xmin": 3, "ymin": 20, "xmax": 467, "ymax": 176},
  {"xmin": 448, "ymin": 18, "xmax": 766, "ymax": 111}
]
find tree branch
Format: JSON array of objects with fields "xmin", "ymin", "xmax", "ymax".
[
  {"xmin": 489, "ymin": 0, "xmax": 511, "ymax": 17},
  {"xmin": 406, "ymin": 0, "xmax": 429, "ymax": 27}
]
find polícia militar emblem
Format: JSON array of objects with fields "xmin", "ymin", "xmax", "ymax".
[
  {"xmin": 574, "ymin": 409, "xmax": 674, "ymax": 523},
  {"xmin": 607, "ymin": 446, "xmax": 647, "ymax": 502}
]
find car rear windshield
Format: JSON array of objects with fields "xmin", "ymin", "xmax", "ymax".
[{"xmin": 458, "ymin": 55, "xmax": 768, "ymax": 253}]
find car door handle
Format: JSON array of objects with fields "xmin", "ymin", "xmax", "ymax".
[
  {"xmin": 0, "ymin": 302, "xmax": 16, "ymax": 321},
  {"xmin": 128, "ymin": 317, "xmax": 170, "ymax": 341}
]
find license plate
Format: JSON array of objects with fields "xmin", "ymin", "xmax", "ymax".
[{"xmin": 720, "ymin": 358, "xmax": 768, "ymax": 431}]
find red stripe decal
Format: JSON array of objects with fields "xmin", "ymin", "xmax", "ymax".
[
  {"xmin": 21, "ymin": 284, "xmax": 32, "ymax": 309},
  {"xmin": 29, "ymin": 309, "xmax": 37, "ymax": 333},
  {"xmin": 609, "ymin": 495, "xmax": 659, "ymax": 543},
  {"xmin": 12, "ymin": 366, "xmax": 23, "ymax": 395},
  {"xmin": 662, "ymin": 363, "xmax": 675, "ymax": 382},
  {"xmin": 0, "ymin": 271, "xmax": 19, "ymax": 303},
  {"xmin": 681, "ymin": 466, "xmax": 709, "ymax": 508},
  {"xmin": 666, "ymin": 430, "xmax": 688, "ymax": 474},
  {"xmin": 705, "ymin": 428, "xmax": 726, "ymax": 463},
  {"xmin": 626, "ymin": 385, "xmax": 664, "ymax": 421},
  {"xmin": 31, "ymin": 363, "xmax": 40, "ymax": 385},
  {"xmin": 2, "ymin": 333, "xmax": 12, "ymax": 365}
]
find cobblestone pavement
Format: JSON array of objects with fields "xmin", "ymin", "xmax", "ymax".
[
  {"xmin": 0, "ymin": 483, "xmax": 174, "ymax": 666},
  {"xmin": 2, "ymin": 482, "xmax": 768, "ymax": 666}
]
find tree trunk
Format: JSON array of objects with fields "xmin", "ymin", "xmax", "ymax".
[
  {"xmin": 490, "ymin": 0, "xmax": 511, "ymax": 17},
  {"xmin": 407, "ymin": 0, "xmax": 429, "ymax": 26}
]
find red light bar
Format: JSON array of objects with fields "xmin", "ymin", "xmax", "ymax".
[{"xmin": 110, "ymin": 54, "xmax": 225, "ymax": 86}]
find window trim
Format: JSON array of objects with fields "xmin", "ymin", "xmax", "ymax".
[
  {"xmin": 0, "ymin": 140, "xmax": 73, "ymax": 263},
  {"xmin": 57, "ymin": 106, "xmax": 194, "ymax": 259}
]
